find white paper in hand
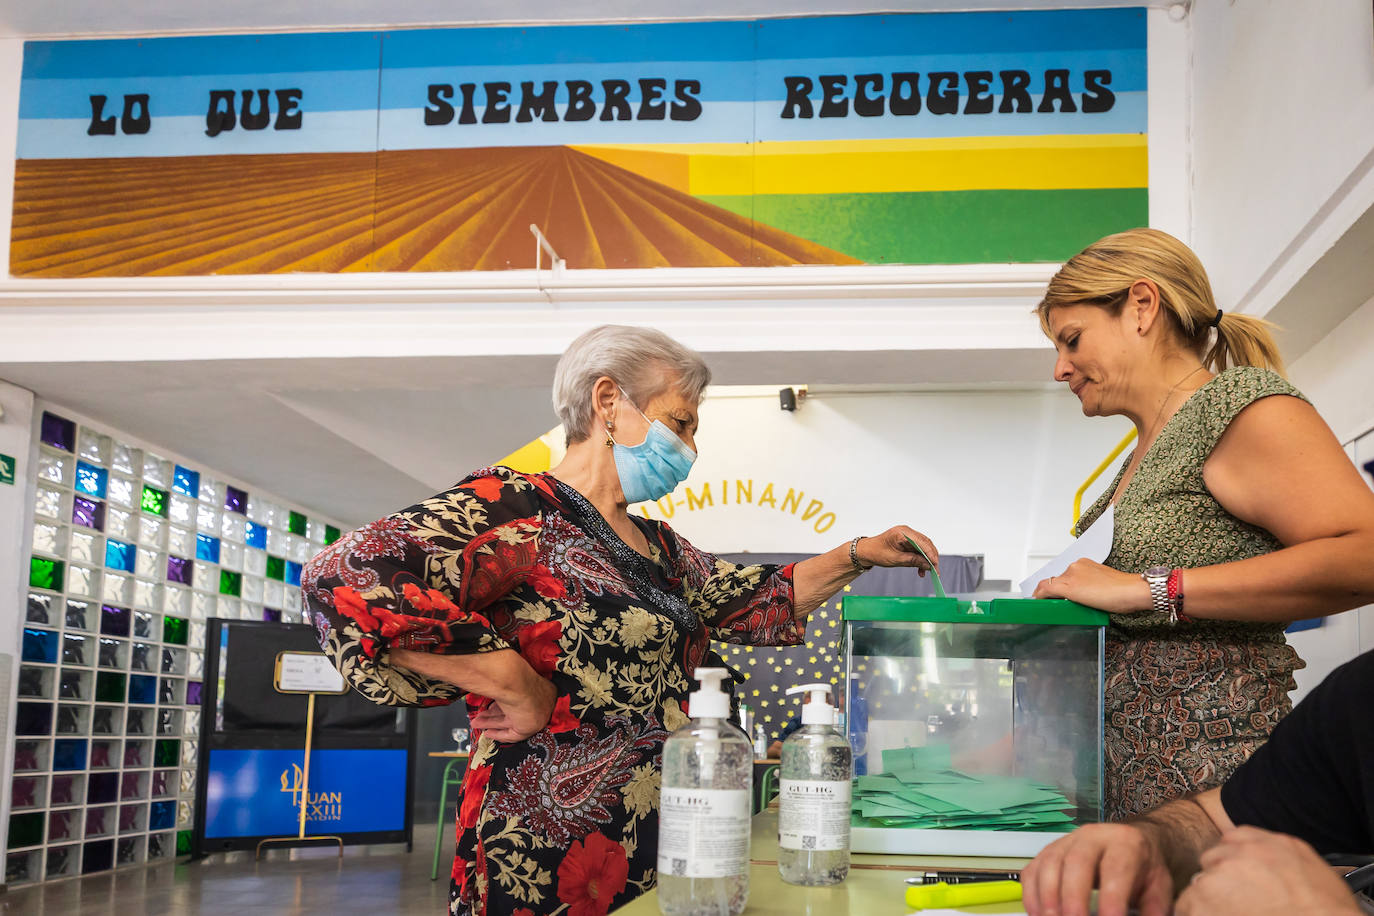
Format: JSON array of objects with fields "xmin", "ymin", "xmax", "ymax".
[{"xmin": 1019, "ymin": 503, "xmax": 1115, "ymax": 597}]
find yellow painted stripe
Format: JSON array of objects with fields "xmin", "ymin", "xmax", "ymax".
[{"xmin": 578, "ymin": 134, "xmax": 1145, "ymax": 156}]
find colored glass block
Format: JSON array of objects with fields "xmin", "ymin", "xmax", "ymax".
[
  {"xmin": 218, "ymin": 570, "xmax": 242, "ymax": 597},
  {"xmin": 53, "ymin": 740, "xmax": 87, "ymax": 771},
  {"xmin": 16, "ymin": 703, "xmax": 53, "ymax": 736},
  {"xmin": 88, "ymin": 772, "xmax": 118, "ymax": 805},
  {"xmin": 244, "ymin": 520, "xmax": 267, "ymax": 550},
  {"xmin": 75, "ymin": 462, "xmax": 109, "ymax": 498},
  {"xmin": 262, "ymin": 607, "xmax": 282, "ymax": 622},
  {"xmin": 95, "ymin": 672, "xmax": 126, "ymax": 703},
  {"xmin": 176, "ymin": 830, "xmax": 192, "ymax": 855},
  {"xmin": 149, "ymin": 800, "xmax": 176, "ymax": 831},
  {"xmin": 22, "ymin": 629, "xmax": 58, "ymax": 664},
  {"xmin": 9, "ymin": 812, "xmax": 44, "ymax": 849},
  {"xmin": 100, "ymin": 605, "xmax": 131, "ymax": 637},
  {"xmin": 29, "ymin": 556, "xmax": 65, "ymax": 592},
  {"xmin": 165, "ymin": 556, "xmax": 193, "ymax": 586},
  {"xmin": 195, "ymin": 534, "xmax": 220, "ymax": 564},
  {"xmin": 224, "ymin": 485, "xmax": 248, "ymax": 515},
  {"xmin": 128, "ymin": 676, "xmax": 157, "ymax": 705},
  {"xmin": 186, "ymin": 681, "xmax": 203, "ymax": 706},
  {"xmin": 265, "ymin": 555, "xmax": 285, "ymax": 581},
  {"xmin": 325, "ymin": 525, "xmax": 342, "ymax": 545},
  {"xmin": 172, "ymin": 465, "xmax": 200, "ymax": 498},
  {"xmin": 286, "ymin": 511, "xmax": 307, "ymax": 536},
  {"xmin": 72, "ymin": 497, "xmax": 106, "ymax": 531},
  {"xmin": 104, "ymin": 539, "xmax": 136, "ymax": 572},
  {"xmin": 40, "ymin": 411, "xmax": 76, "ymax": 452},
  {"xmin": 162, "ymin": 616, "xmax": 188, "ymax": 646},
  {"xmin": 285, "ymin": 561, "xmax": 302, "ymax": 587},
  {"xmin": 153, "ymin": 741, "xmax": 178, "ymax": 769},
  {"xmin": 82, "ymin": 838, "xmax": 114, "ymax": 874},
  {"xmin": 140, "ymin": 486, "xmax": 169, "ymax": 517}
]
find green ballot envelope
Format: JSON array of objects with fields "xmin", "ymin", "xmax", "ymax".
[{"xmin": 841, "ymin": 594, "xmax": 1107, "ymax": 857}]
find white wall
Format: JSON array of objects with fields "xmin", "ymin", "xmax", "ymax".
[
  {"xmin": 1190, "ymin": 0, "xmax": 1374, "ymax": 315},
  {"xmin": 634, "ymin": 387, "xmax": 1130, "ymax": 586},
  {"xmin": 0, "ymin": 378, "xmax": 36, "ymax": 878}
]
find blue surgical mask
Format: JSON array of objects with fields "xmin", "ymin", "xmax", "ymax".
[{"xmin": 611, "ymin": 389, "xmax": 697, "ymax": 504}]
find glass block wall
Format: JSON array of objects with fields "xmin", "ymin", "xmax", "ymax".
[{"xmin": 11, "ymin": 408, "xmax": 342, "ymax": 885}]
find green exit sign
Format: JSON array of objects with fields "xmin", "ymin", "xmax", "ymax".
[{"xmin": 0, "ymin": 453, "xmax": 14, "ymax": 486}]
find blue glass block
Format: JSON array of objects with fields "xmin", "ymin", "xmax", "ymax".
[
  {"xmin": 22, "ymin": 628, "xmax": 58, "ymax": 664},
  {"xmin": 75, "ymin": 462, "xmax": 109, "ymax": 498},
  {"xmin": 244, "ymin": 520, "xmax": 267, "ymax": 550},
  {"xmin": 52, "ymin": 739, "xmax": 88, "ymax": 771},
  {"xmin": 128, "ymin": 675, "xmax": 157, "ymax": 705},
  {"xmin": 195, "ymin": 534, "xmax": 221, "ymax": 564},
  {"xmin": 285, "ymin": 561, "xmax": 302, "ymax": 588},
  {"xmin": 104, "ymin": 539, "xmax": 136, "ymax": 572},
  {"xmin": 172, "ymin": 465, "xmax": 200, "ymax": 498},
  {"xmin": 149, "ymin": 801, "xmax": 176, "ymax": 831}
]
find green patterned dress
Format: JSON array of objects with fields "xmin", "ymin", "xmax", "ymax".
[{"xmin": 1075, "ymin": 367, "xmax": 1307, "ymax": 820}]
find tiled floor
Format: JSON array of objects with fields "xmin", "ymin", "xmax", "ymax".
[{"xmin": 2, "ymin": 822, "xmax": 452, "ymax": 915}]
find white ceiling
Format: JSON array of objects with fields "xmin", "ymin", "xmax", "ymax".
[{"xmin": 0, "ymin": 0, "xmax": 1160, "ymax": 39}]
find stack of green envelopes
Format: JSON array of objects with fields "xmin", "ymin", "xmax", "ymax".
[{"xmin": 851, "ymin": 745, "xmax": 1076, "ymax": 832}]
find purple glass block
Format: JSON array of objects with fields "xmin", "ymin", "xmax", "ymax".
[
  {"xmin": 185, "ymin": 681, "xmax": 203, "ymax": 707},
  {"xmin": 166, "ymin": 556, "xmax": 193, "ymax": 586},
  {"xmin": 41, "ymin": 411, "xmax": 77, "ymax": 452},
  {"xmin": 101, "ymin": 605, "xmax": 131, "ymax": 637},
  {"xmin": 262, "ymin": 608, "xmax": 282, "ymax": 622},
  {"xmin": 224, "ymin": 485, "xmax": 248, "ymax": 515},
  {"xmin": 73, "ymin": 496, "xmax": 107, "ymax": 531}
]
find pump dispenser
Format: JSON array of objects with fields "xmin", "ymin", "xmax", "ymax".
[
  {"xmin": 777, "ymin": 683, "xmax": 852, "ymax": 886},
  {"xmin": 658, "ymin": 668, "xmax": 753, "ymax": 916}
]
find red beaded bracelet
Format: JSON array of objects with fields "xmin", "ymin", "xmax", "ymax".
[{"xmin": 1166, "ymin": 569, "xmax": 1190, "ymax": 623}]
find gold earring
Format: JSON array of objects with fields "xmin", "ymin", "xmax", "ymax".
[{"xmin": 605, "ymin": 421, "xmax": 614, "ymax": 448}]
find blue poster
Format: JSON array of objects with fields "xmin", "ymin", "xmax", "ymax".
[{"xmin": 204, "ymin": 748, "xmax": 407, "ymax": 838}]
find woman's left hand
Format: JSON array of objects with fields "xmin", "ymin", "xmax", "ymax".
[
  {"xmin": 1032, "ymin": 558, "xmax": 1151, "ymax": 613},
  {"xmin": 858, "ymin": 526, "xmax": 940, "ymax": 574}
]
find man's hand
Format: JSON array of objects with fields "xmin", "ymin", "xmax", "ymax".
[
  {"xmin": 1176, "ymin": 827, "xmax": 1362, "ymax": 916},
  {"xmin": 1022, "ymin": 822, "xmax": 1174, "ymax": 916}
]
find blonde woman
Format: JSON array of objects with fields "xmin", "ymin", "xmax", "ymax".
[{"xmin": 1031, "ymin": 228, "xmax": 1374, "ymax": 820}]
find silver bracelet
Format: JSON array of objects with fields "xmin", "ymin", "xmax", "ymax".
[{"xmin": 849, "ymin": 536, "xmax": 871, "ymax": 572}]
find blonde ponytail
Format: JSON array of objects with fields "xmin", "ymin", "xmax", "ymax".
[{"xmin": 1038, "ymin": 228, "xmax": 1286, "ymax": 376}]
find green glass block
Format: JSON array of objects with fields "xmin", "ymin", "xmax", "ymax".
[
  {"xmin": 265, "ymin": 555, "xmax": 285, "ymax": 581},
  {"xmin": 162, "ymin": 616, "xmax": 188, "ymax": 646},
  {"xmin": 218, "ymin": 570, "xmax": 242, "ymax": 597},
  {"xmin": 154, "ymin": 739, "xmax": 179, "ymax": 768},
  {"xmin": 96, "ymin": 672, "xmax": 127, "ymax": 703},
  {"xmin": 287, "ymin": 511, "xmax": 307, "ymax": 536},
  {"xmin": 29, "ymin": 556, "xmax": 65, "ymax": 591},
  {"xmin": 8, "ymin": 812, "xmax": 44, "ymax": 849},
  {"xmin": 141, "ymin": 485, "xmax": 169, "ymax": 517},
  {"xmin": 177, "ymin": 830, "xmax": 192, "ymax": 855},
  {"xmin": 324, "ymin": 525, "xmax": 341, "ymax": 545}
]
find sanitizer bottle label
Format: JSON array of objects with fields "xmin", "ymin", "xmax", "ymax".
[
  {"xmin": 778, "ymin": 779, "xmax": 852, "ymax": 852},
  {"xmin": 657, "ymin": 788, "xmax": 751, "ymax": 878}
]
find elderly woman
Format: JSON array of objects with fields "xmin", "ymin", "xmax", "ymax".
[
  {"xmin": 1032, "ymin": 228, "xmax": 1374, "ymax": 821},
  {"xmin": 301, "ymin": 325, "xmax": 938, "ymax": 916}
]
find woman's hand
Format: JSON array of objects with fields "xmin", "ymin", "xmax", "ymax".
[
  {"xmin": 1032, "ymin": 558, "xmax": 1151, "ymax": 613},
  {"xmin": 469, "ymin": 676, "xmax": 557, "ymax": 743},
  {"xmin": 391, "ymin": 647, "xmax": 559, "ymax": 741},
  {"xmin": 858, "ymin": 526, "xmax": 940, "ymax": 575}
]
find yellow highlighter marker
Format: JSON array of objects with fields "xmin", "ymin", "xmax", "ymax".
[{"xmin": 904, "ymin": 880, "xmax": 1023, "ymax": 910}]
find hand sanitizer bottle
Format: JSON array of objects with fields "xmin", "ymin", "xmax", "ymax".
[
  {"xmin": 658, "ymin": 668, "xmax": 753, "ymax": 916},
  {"xmin": 777, "ymin": 683, "xmax": 852, "ymax": 886}
]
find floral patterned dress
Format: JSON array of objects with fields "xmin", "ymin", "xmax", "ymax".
[
  {"xmin": 1074, "ymin": 367, "xmax": 1307, "ymax": 820},
  {"xmin": 300, "ymin": 466, "xmax": 802, "ymax": 916}
]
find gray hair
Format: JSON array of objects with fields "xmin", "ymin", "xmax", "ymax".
[{"xmin": 553, "ymin": 325, "xmax": 712, "ymax": 443}]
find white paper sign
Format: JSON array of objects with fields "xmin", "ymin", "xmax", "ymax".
[
  {"xmin": 1019, "ymin": 503, "xmax": 1116, "ymax": 597},
  {"xmin": 275, "ymin": 652, "xmax": 347, "ymax": 694}
]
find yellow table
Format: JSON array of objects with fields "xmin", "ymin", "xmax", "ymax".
[{"xmin": 614, "ymin": 810, "xmax": 1028, "ymax": 915}]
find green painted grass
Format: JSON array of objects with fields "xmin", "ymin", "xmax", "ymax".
[{"xmin": 699, "ymin": 188, "xmax": 1149, "ymax": 264}]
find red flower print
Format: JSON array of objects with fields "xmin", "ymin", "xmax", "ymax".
[
  {"xmin": 547, "ymin": 694, "xmax": 580, "ymax": 734},
  {"xmin": 556, "ymin": 831, "xmax": 629, "ymax": 916},
  {"xmin": 459, "ymin": 764, "xmax": 492, "ymax": 830},
  {"xmin": 518, "ymin": 620, "xmax": 563, "ymax": 677},
  {"xmin": 332, "ymin": 587, "xmax": 379, "ymax": 632},
  {"xmin": 402, "ymin": 582, "xmax": 492, "ymax": 629},
  {"xmin": 528, "ymin": 565, "xmax": 568, "ymax": 600},
  {"xmin": 461, "ymin": 476, "xmax": 505, "ymax": 503},
  {"xmin": 513, "ymin": 910, "xmax": 534, "ymax": 916}
]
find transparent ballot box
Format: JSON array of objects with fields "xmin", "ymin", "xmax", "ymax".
[{"xmin": 842, "ymin": 595, "xmax": 1106, "ymax": 857}]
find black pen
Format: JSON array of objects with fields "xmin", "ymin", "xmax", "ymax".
[{"xmin": 904, "ymin": 870, "xmax": 1021, "ymax": 885}]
